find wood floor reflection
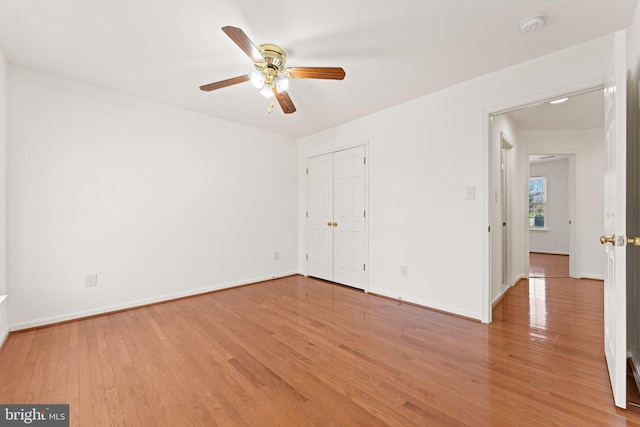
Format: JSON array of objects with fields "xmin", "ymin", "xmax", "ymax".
[
  {"xmin": 529, "ymin": 252, "xmax": 569, "ymax": 278},
  {"xmin": 1, "ymin": 270, "xmax": 640, "ymax": 425}
]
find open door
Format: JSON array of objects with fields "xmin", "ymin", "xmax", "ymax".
[{"xmin": 601, "ymin": 30, "xmax": 627, "ymax": 409}]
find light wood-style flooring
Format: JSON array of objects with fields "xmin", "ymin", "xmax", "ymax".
[{"xmin": 1, "ymin": 256, "xmax": 640, "ymax": 425}]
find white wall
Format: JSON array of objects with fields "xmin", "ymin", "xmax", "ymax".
[
  {"xmin": 522, "ymin": 129, "xmax": 604, "ymax": 279},
  {"xmin": 0, "ymin": 43, "xmax": 7, "ymax": 344},
  {"xmin": 8, "ymin": 66, "xmax": 298, "ymax": 329},
  {"xmin": 529, "ymin": 158, "xmax": 570, "ymax": 255},
  {"xmin": 299, "ymin": 35, "xmax": 613, "ymax": 321}
]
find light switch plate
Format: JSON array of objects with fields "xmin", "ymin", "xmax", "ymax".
[{"xmin": 465, "ymin": 186, "xmax": 476, "ymax": 200}]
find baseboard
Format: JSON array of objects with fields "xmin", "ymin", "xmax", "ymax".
[
  {"xmin": 0, "ymin": 294, "xmax": 8, "ymax": 349},
  {"xmin": 367, "ymin": 288, "xmax": 481, "ymax": 321},
  {"xmin": 491, "ymin": 274, "xmax": 526, "ymax": 308},
  {"xmin": 512, "ymin": 274, "xmax": 526, "ymax": 284},
  {"xmin": 579, "ymin": 273, "xmax": 605, "ymax": 281},
  {"xmin": 529, "ymin": 251, "xmax": 569, "ymax": 256},
  {"xmin": 0, "ymin": 326, "xmax": 8, "ymax": 350},
  {"xmin": 9, "ymin": 271, "xmax": 298, "ymax": 332}
]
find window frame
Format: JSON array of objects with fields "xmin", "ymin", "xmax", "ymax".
[{"xmin": 529, "ymin": 176, "xmax": 547, "ymax": 230}]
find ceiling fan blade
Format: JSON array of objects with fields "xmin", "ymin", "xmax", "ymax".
[
  {"xmin": 288, "ymin": 67, "xmax": 346, "ymax": 80},
  {"xmin": 222, "ymin": 26, "xmax": 266, "ymax": 63},
  {"xmin": 273, "ymin": 87, "xmax": 296, "ymax": 114},
  {"xmin": 199, "ymin": 75, "xmax": 250, "ymax": 91}
]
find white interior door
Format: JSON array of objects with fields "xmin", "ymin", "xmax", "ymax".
[
  {"xmin": 602, "ymin": 30, "xmax": 627, "ymax": 409},
  {"xmin": 306, "ymin": 146, "xmax": 367, "ymax": 290},
  {"xmin": 307, "ymin": 153, "xmax": 334, "ymax": 281},
  {"xmin": 333, "ymin": 146, "xmax": 366, "ymax": 288}
]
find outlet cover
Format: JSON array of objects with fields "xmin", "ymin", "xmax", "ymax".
[
  {"xmin": 85, "ymin": 273, "xmax": 98, "ymax": 287},
  {"xmin": 400, "ymin": 266, "xmax": 409, "ymax": 277}
]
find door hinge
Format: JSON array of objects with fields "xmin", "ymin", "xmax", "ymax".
[
  {"xmin": 364, "ymin": 157, "xmax": 366, "ymax": 165},
  {"xmin": 502, "ymin": 222, "xmax": 506, "ymax": 227},
  {"xmin": 306, "ymin": 211, "xmax": 308, "ymax": 218},
  {"xmin": 306, "ymin": 168, "xmax": 308, "ymax": 175},
  {"xmin": 364, "ymin": 210, "xmax": 366, "ymax": 218},
  {"xmin": 488, "ymin": 226, "xmax": 491, "ymax": 232},
  {"xmin": 306, "ymin": 254, "xmax": 308, "ymax": 260},
  {"xmin": 364, "ymin": 264, "xmax": 366, "ymax": 271}
]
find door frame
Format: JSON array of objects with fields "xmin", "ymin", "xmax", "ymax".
[
  {"xmin": 500, "ymin": 133, "xmax": 514, "ymax": 292},
  {"xmin": 525, "ymin": 152, "xmax": 578, "ymax": 278},
  {"xmin": 482, "ymin": 80, "xmax": 604, "ymax": 323},
  {"xmin": 305, "ymin": 141, "xmax": 370, "ymax": 292}
]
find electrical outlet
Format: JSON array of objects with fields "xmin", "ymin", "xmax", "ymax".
[
  {"xmin": 85, "ymin": 273, "xmax": 98, "ymax": 287},
  {"xmin": 400, "ymin": 266, "xmax": 409, "ymax": 277},
  {"xmin": 274, "ymin": 251, "xmax": 279, "ymax": 261}
]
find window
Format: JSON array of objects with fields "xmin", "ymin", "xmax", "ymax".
[{"xmin": 529, "ymin": 176, "xmax": 547, "ymax": 229}]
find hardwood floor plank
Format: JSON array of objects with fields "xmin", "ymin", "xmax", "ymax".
[
  {"xmin": 51, "ymin": 323, "xmax": 70, "ymax": 403},
  {"xmin": 0, "ymin": 330, "xmax": 33, "ymax": 402},
  {"xmin": 66, "ymin": 322, "xmax": 80, "ymax": 427},
  {"xmin": 2, "ymin": 259, "xmax": 640, "ymax": 425},
  {"xmin": 76, "ymin": 321, "xmax": 95, "ymax": 427},
  {"xmin": 86, "ymin": 319, "xmax": 109, "ymax": 426},
  {"xmin": 18, "ymin": 328, "xmax": 48, "ymax": 404},
  {"xmin": 95, "ymin": 315, "xmax": 131, "ymax": 426}
]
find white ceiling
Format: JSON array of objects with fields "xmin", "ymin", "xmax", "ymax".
[
  {"xmin": 0, "ymin": 0, "xmax": 635, "ymax": 138},
  {"xmin": 506, "ymin": 88, "xmax": 605, "ymax": 131}
]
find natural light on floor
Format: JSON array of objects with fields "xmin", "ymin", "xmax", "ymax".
[{"xmin": 528, "ymin": 277, "xmax": 548, "ymax": 329}]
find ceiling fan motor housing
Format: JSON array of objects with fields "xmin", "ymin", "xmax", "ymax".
[{"xmin": 254, "ymin": 44, "xmax": 287, "ymax": 82}]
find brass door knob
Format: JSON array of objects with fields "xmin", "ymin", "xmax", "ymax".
[
  {"xmin": 600, "ymin": 235, "xmax": 615, "ymax": 245},
  {"xmin": 327, "ymin": 222, "xmax": 333, "ymax": 226},
  {"xmin": 628, "ymin": 237, "xmax": 640, "ymax": 246},
  {"xmin": 332, "ymin": 222, "xmax": 338, "ymax": 227}
]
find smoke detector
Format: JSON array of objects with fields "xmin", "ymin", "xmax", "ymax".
[{"xmin": 520, "ymin": 15, "xmax": 546, "ymax": 33}]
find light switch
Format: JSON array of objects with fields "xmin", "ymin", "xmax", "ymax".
[{"xmin": 465, "ymin": 186, "xmax": 476, "ymax": 200}]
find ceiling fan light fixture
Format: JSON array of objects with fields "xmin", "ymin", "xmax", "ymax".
[
  {"xmin": 275, "ymin": 75, "xmax": 290, "ymax": 92},
  {"xmin": 250, "ymin": 71, "xmax": 265, "ymax": 89},
  {"xmin": 259, "ymin": 85, "xmax": 274, "ymax": 98}
]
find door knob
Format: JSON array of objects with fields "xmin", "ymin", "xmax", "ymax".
[
  {"xmin": 628, "ymin": 237, "xmax": 640, "ymax": 246},
  {"xmin": 332, "ymin": 222, "xmax": 338, "ymax": 227},
  {"xmin": 600, "ymin": 235, "xmax": 615, "ymax": 245},
  {"xmin": 327, "ymin": 222, "xmax": 333, "ymax": 226}
]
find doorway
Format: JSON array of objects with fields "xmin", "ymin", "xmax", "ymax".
[
  {"xmin": 528, "ymin": 154, "xmax": 574, "ymax": 277},
  {"xmin": 487, "ymin": 87, "xmax": 605, "ymax": 321}
]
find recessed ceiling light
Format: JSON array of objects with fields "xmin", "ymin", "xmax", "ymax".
[
  {"xmin": 549, "ymin": 97, "xmax": 568, "ymax": 105},
  {"xmin": 520, "ymin": 15, "xmax": 546, "ymax": 33}
]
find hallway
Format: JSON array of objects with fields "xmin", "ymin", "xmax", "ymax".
[{"xmin": 528, "ymin": 252, "xmax": 569, "ymax": 278}]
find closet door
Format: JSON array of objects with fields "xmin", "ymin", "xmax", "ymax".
[
  {"xmin": 306, "ymin": 146, "xmax": 367, "ymax": 290},
  {"xmin": 307, "ymin": 153, "xmax": 334, "ymax": 281},
  {"xmin": 333, "ymin": 146, "xmax": 366, "ymax": 288}
]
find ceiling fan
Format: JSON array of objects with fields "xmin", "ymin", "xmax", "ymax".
[{"xmin": 199, "ymin": 26, "xmax": 346, "ymax": 114}]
